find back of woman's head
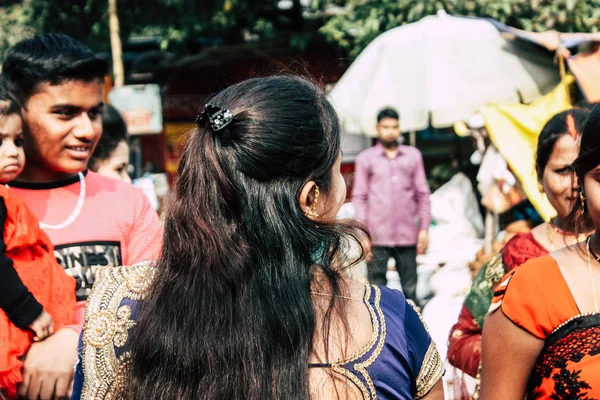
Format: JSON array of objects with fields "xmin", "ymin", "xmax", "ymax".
[
  {"xmin": 569, "ymin": 104, "xmax": 600, "ymax": 234},
  {"xmin": 126, "ymin": 75, "xmax": 358, "ymax": 400},
  {"xmin": 536, "ymin": 108, "xmax": 588, "ymax": 178},
  {"xmin": 165, "ymin": 75, "xmax": 341, "ymax": 273}
]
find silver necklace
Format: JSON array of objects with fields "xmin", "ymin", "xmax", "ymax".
[{"xmin": 7, "ymin": 171, "xmax": 86, "ymax": 231}]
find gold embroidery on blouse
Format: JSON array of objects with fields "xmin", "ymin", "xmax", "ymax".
[
  {"xmin": 354, "ymin": 286, "xmax": 386, "ymax": 399},
  {"xmin": 329, "ymin": 284, "xmax": 376, "ymax": 399},
  {"xmin": 331, "ymin": 364, "xmax": 371, "ymax": 400},
  {"xmin": 81, "ymin": 262, "xmax": 156, "ymax": 400},
  {"xmin": 408, "ymin": 303, "xmax": 444, "ymax": 399},
  {"xmin": 329, "ymin": 285, "xmax": 385, "ymax": 400},
  {"xmin": 337, "ymin": 285, "xmax": 378, "ymax": 363},
  {"xmin": 416, "ymin": 341, "xmax": 444, "ymax": 398}
]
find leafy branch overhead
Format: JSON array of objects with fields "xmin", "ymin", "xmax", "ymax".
[
  {"xmin": 0, "ymin": 0, "xmax": 310, "ymax": 57},
  {"xmin": 319, "ymin": 0, "xmax": 600, "ymax": 57},
  {"xmin": 0, "ymin": 0, "xmax": 598, "ymax": 62}
]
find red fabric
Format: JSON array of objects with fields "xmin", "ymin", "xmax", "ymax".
[
  {"xmin": 447, "ymin": 305, "xmax": 482, "ymax": 378},
  {"xmin": 447, "ymin": 232, "xmax": 548, "ymax": 379},
  {"xmin": 0, "ymin": 187, "xmax": 75, "ymax": 399},
  {"xmin": 501, "ymin": 232, "xmax": 548, "ymax": 273}
]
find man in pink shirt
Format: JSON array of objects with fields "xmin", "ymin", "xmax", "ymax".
[{"xmin": 353, "ymin": 108, "xmax": 431, "ymax": 303}]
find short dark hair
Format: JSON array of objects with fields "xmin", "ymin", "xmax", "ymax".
[
  {"xmin": 0, "ymin": 77, "xmax": 21, "ymax": 117},
  {"xmin": 377, "ymin": 107, "xmax": 399, "ymax": 122},
  {"xmin": 89, "ymin": 104, "xmax": 128, "ymax": 170},
  {"xmin": 2, "ymin": 33, "xmax": 109, "ymax": 103}
]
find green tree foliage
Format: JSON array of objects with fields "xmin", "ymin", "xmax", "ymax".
[
  {"xmin": 319, "ymin": 0, "xmax": 600, "ymax": 57},
  {"xmin": 28, "ymin": 0, "xmax": 286, "ymax": 52},
  {"xmin": 3, "ymin": 0, "xmax": 595, "ymax": 62},
  {"xmin": 0, "ymin": 0, "xmax": 310, "ymax": 58},
  {"xmin": 0, "ymin": 0, "xmax": 35, "ymax": 59}
]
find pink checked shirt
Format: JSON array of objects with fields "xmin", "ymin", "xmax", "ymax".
[{"xmin": 352, "ymin": 143, "xmax": 431, "ymax": 247}]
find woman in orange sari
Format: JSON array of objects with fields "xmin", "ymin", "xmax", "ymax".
[{"xmin": 481, "ymin": 103, "xmax": 600, "ymax": 399}]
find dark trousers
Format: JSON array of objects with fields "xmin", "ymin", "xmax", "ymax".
[{"xmin": 368, "ymin": 246, "xmax": 418, "ymax": 303}]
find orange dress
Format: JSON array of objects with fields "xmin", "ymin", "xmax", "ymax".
[
  {"xmin": 0, "ymin": 186, "xmax": 75, "ymax": 399},
  {"xmin": 491, "ymin": 256, "xmax": 600, "ymax": 399}
]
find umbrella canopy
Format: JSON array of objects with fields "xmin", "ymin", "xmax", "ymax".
[{"xmin": 330, "ymin": 13, "xmax": 561, "ymax": 136}]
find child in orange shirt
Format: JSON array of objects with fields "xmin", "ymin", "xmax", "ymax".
[{"xmin": 0, "ymin": 86, "xmax": 75, "ymax": 399}]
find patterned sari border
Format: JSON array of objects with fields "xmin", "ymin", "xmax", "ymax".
[
  {"xmin": 409, "ymin": 302, "xmax": 444, "ymax": 399},
  {"xmin": 81, "ymin": 263, "xmax": 155, "ymax": 399}
]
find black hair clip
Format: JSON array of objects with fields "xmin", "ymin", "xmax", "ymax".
[{"xmin": 195, "ymin": 103, "xmax": 234, "ymax": 132}]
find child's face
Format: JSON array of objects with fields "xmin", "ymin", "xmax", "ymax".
[{"xmin": 0, "ymin": 114, "xmax": 25, "ymax": 183}]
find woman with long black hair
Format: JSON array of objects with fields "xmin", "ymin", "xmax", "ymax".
[{"xmin": 73, "ymin": 75, "xmax": 444, "ymax": 400}]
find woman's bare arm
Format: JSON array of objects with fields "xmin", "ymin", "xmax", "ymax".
[
  {"xmin": 480, "ymin": 310, "xmax": 544, "ymax": 399},
  {"xmin": 420, "ymin": 380, "xmax": 444, "ymax": 400}
]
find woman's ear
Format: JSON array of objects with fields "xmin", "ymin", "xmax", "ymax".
[{"xmin": 299, "ymin": 180, "xmax": 318, "ymax": 219}]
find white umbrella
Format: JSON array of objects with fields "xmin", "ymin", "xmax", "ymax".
[{"xmin": 330, "ymin": 12, "xmax": 561, "ymax": 136}]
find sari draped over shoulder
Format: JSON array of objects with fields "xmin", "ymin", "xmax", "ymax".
[
  {"xmin": 447, "ymin": 232, "xmax": 547, "ymax": 378},
  {"xmin": 491, "ymin": 256, "xmax": 600, "ymax": 399}
]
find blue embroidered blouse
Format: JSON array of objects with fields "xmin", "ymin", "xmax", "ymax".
[{"xmin": 71, "ymin": 264, "xmax": 443, "ymax": 399}]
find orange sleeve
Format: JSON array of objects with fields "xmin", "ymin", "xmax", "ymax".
[{"xmin": 489, "ymin": 256, "xmax": 578, "ymax": 339}]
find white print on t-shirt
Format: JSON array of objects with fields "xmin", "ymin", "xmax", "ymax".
[{"xmin": 54, "ymin": 241, "xmax": 122, "ymax": 301}]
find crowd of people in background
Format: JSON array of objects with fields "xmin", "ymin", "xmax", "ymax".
[{"xmin": 0, "ymin": 30, "xmax": 600, "ymax": 400}]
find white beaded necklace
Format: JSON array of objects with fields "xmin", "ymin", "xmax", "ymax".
[{"xmin": 7, "ymin": 171, "xmax": 86, "ymax": 231}]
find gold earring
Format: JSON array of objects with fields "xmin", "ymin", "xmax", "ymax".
[
  {"xmin": 538, "ymin": 183, "xmax": 545, "ymax": 194},
  {"xmin": 311, "ymin": 185, "xmax": 320, "ymax": 218},
  {"xmin": 580, "ymin": 188, "xmax": 586, "ymax": 212}
]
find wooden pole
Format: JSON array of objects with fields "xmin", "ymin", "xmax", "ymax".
[
  {"xmin": 484, "ymin": 210, "xmax": 494, "ymax": 254},
  {"xmin": 108, "ymin": 0, "xmax": 125, "ymax": 87},
  {"xmin": 409, "ymin": 131, "xmax": 417, "ymax": 146}
]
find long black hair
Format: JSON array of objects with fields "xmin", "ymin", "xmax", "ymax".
[
  {"xmin": 568, "ymin": 104, "xmax": 600, "ymax": 235},
  {"xmin": 124, "ymin": 75, "xmax": 365, "ymax": 399}
]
